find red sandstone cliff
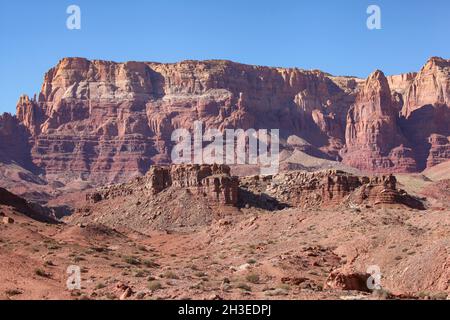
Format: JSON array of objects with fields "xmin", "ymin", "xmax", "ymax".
[
  {"xmin": 400, "ymin": 57, "xmax": 450, "ymax": 169},
  {"xmin": 1, "ymin": 57, "xmax": 449, "ymax": 183},
  {"xmin": 7, "ymin": 58, "xmax": 359, "ymax": 183},
  {"xmin": 341, "ymin": 70, "xmax": 416, "ymax": 172},
  {"xmin": 342, "ymin": 57, "xmax": 450, "ymax": 172},
  {"xmin": 0, "ymin": 111, "xmax": 32, "ymax": 168}
]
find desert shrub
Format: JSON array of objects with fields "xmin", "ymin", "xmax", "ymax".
[
  {"xmin": 123, "ymin": 256, "xmax": 140, "ymax": 265},
  {"xmin": 73, "ymin": 256, "xmax": 85, "ymax": 263},
  {"xmin": 5, "ymin": 289, "xmax": 22, "ymax": 296},
  {"xmin": 278, "ymin": 284, "xmax": 291, "ymax": 291},
  {"xmin": 246, "ymin": 273, "xmax": 260, "ymax": 284},
  {"xmin": 194, "ymin": 271, "xmax": 207, "ymax": 277},
  {"xmin": 136, "ymin": 291, "xmax": 146, "ymax": 300},
  {"xmin": 35, "ymin": 268, "xmax": 51, "ymax": 278},
  {"xmin": 236, "ymin": 283, "xmax": 252, "ymax": 291},
  {"xmin": 372, "ymin": 288, "xmax": 392, "ymax": 300},
  {"xmin": 148, "ymin": 281, "xmax": 162, "ymax": 291},
  {"xmin": 163, "ymin": 271, "xmax": 179, "ymax": 279},
  {"xmin": 143, "ymin": 260, "xmax": 159, "ymax": 268},
  {"xmin": 95, "ymin": 283, "xmax": 106, "ymax": 290},
  {"xmin": 105, "ymin": 292, "xmax": 117, "ymax": 300},
  {"xmin": 134, "ymin": 270, "xmax": 146, "ymax": 278},
  {"xmin": 44, "ymin": 260, "xmax": 55, "ymax": 267},
  {"xmin": 137, "ymin": 245, "xmax": 147, "ymax": 252},
  {"xmin": 265, "ymin": 288, "xmax": 288, "ymax": 296}
]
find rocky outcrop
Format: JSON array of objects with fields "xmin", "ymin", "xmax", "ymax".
[
  {"xmin": 200, "ymin": 174, "xmax": 239, "ymax": 206},
  {"xmin": 325, "ymin": 269, "xmax": 371, "ymax": 292},
  {"xmin": 88, "ymin": 164, "xmax": 424, "ymax": 211},
  {"xmin": 80, "ymin": 165, "xmax": 425, "ymax": 233},
  {"xmin": 16, "ymin": 95, "xmax": 44, "ymax": 136},
  {"xmin": 240, "ymin": 169, "xmax": 424, "ymax": 210},
  {"xmin": 0, "ymin": 187, "xmax": 58, "ymax": 223},
  {"xmin": 87, "ymin": 164, "xmax": 238, "ymax": 206},
  {"xmin": 170, "ymin": 164, "xmax": 231, "ymax": 187}
]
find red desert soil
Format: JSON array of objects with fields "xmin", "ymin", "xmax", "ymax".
[{"xmin": 1, "ymin": 166, "xmax": 449, "ymax": 301}]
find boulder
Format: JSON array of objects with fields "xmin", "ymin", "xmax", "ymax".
[
  {"xmin": 325, "ymin": 269, "xmax": 371, "ymax": 292},
  {"xmin": 2, "ymin": 217, "xmax": 14, "ymax": 224}
]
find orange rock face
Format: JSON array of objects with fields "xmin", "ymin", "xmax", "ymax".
[
  {"xmin": 341, "ymin": 70, "xmax": 417, "ymax": 172},
  {"xmin": 399, "ymin": 57, "xmax": 450, "ymax": 170},
  {"xmin": 342, "ymin": 57, "xmax": 450, "ymax": 172},
  {"xmin": 1, "ymin": 57, "xmax": 449, "ymax": 183},
  {"xmin": 6, "ymin": 58, "xmax": 359, "ymax": 183}
]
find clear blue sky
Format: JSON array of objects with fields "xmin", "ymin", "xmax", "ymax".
[{"xmin": 1, "ymin": 0, "xmax": 449, "ymax": 114}]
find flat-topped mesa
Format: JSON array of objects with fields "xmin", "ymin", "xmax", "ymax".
[
  {"xmin": 240, "ymin": 169, "xmax": 424, "ymax": 209},
  {"xmin": 87, "ymin": 164, "xmax": 239, "ymax": 206}
]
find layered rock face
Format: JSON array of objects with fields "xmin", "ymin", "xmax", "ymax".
[
  {"xmin": 341, "ymin": 71, "xmax": 416, "ymax": 172},
  {"xmin": 87, "ymin": 164, "xmax": 238, "ymax": 206},
  {"xmin": 1, "ymin": 57, "xmax": 449, "ymax": 184},
  {"xmin": 402, "ymin": 57, "xmax": 450, "ymax": 117},
  {"xmin": 399, "ymin": 57, "xmax": 450, "ymax": 170},
  {"xmin": 240, "ymin": 169, "xmax": 423, "ymax": 210},
  {"xmin": 0, "ymin": 112, "xmax": 31, "ymax": 167},
  {"xmin": 87, "ymin": 165, "xmax": 424, "ymax": 214},
  {"xmin": 3, "ymin": 57, "xmax": 361, "ymax": 184},
  {"xmin": 342, "ymin": 57, "xmax": 450, "ymax": 172},
  {"xmin": 200, "ymin": 174, "xmax": 239, "ymax": 206}
]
